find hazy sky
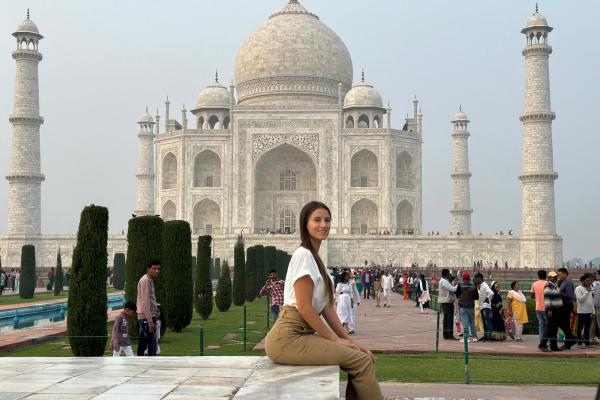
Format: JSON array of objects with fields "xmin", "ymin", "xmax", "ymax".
[{"xmin": 0, "ymin": 1, "xmax": 598, "ymax": 261}]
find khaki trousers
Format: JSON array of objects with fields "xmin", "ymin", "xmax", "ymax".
[{"xmin": 265, "ymin": 306, "xmax": 383, "ymax": 400}]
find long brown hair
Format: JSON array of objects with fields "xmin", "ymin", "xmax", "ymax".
[{"xmin": 299, "ymin": 201, "xmax": 334, "ymax": 306}]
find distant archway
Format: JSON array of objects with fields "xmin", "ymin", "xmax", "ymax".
[
  {"xmin": 162, "ymin": 200, "xmax": 176, "ymax": 221},
  {"xmin": 194, "ymin": 150, "xmax": 221, "ymax": 187},
  {"xmin": 351, "ymin": 149, "xmax": 378, "ymax": 187},
  {"xmin": 193, "ymin": 199, "xmax": 220, "ymax": 235},
  {"xmin": 351, "ymin": 199, "xmax": 378, "ymax": 234},
  {"xmin": 162, "ymin": 153, "xmax": 177, "ymax": 189}
]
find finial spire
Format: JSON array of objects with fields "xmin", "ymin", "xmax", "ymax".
[
  {"xmin": 145, "ymin": 106, "xmax": 149, "ymax": 113},
  {"xmin": 535, "ymin": 2, "xmax": 539, "ymax": 13},
  {"xmin": 27, "ymin": 8, "xmax": 30, "ymax": 20},
  {"xmin": 215, "ymin": 70, "xmax": 219, "ymax": 83},
  {"xmin": 361, "ymin": 69, "xmax": 365, "ymax": 82},
  {"xmin": 459, "ymin": 105, "xmax": 462, "ymax": 112}
]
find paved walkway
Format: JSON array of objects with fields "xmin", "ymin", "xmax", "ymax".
[
  {"xmin": 256, "ymin": 291, "xmax": 600, "ymax": 358},
  {"xmin": 343, "ymin": 382, "xmax": 598, "ymax": 399}
]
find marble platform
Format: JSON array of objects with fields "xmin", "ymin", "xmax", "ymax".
[{"xmin": 0, "ymin": 356, "xmax": 339, "ymax": 400}]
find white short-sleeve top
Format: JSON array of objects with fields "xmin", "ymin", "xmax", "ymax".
[{"xmin": 284, "ymin": 246, "xmax": 329, "ymax": 314}]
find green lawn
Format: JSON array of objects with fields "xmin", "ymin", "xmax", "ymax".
[
  {"xmin": 0, "ymin": 287, "xmax": 120, "ymax": 307},
  {"xmin": 3, "ymin": 296, "xmax": 272, "ymax": 357},
  {"xmin": 372, "ymin": 353, "xmax": 600, "ymax": 386},
  {"xmin": 3, "ymin": 296, "xmax": 599, "ymax": 386}
]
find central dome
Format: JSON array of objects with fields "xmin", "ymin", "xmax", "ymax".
[{"xmin": 234, "ymin": 0, "xmax": 353, "ymax": 106}]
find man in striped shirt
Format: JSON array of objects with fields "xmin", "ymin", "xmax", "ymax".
[{"xmin": 539, "ymin": 271, "xmax": 575, "ymax": 352}]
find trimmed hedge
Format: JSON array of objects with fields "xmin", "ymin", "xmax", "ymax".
[
  {"xmin": 232, "ymin": 234, "xmax": 245, "ymax": 306},
  {"xmin": 264, "ymin": 246, "xmax": 277, "ymax": 279},
  {"xmin": 19, "ymin": 245, "xmax": 36, "ymax": 299},
  {"xmin": 67, "ymin": 205, "xmax": 109, "ymax": 356},
  {"xmin": 53, "ymin": 249, "xmax": 64, "ymax": 296},
  {"xmin": 124, "ymin": 216, "xmax": 164, "ymax": 338},
  {"xmin": 254, "ymin": 245, "xmax": 265, "ymax": 295},
  {"xmin": 245, "ymin": 246, "xmax": 257, "ymax": 302},
  {"xmin": 112, "ymin": 253, "xmax": 126, "ymax": 290},
  {"xmin": 215, "ymin": 260, "xmax": 232, "ymax": 312},
  {"xmin": 195, "ymin": 235, "xmax": 213, "ymax": 320},
  {"xmin": 163, "ymin": 220, "xmax": 193, "ymax": 332}
]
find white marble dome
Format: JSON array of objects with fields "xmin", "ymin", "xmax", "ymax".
[
  {"xmin": 343, "ymin": 80, "xmax": 384, "ymax": 109},
  {"xmin": 234, "ymin": 0, "xmax": 353, "ymax": 105},
  {"xmin": 526, "ymin": 12, "xmax": 549, "ymax": 29},
  {"xmin": 138, "ymin": 109, "xmax": 154, "ymax": 124},
  {"xmin": 196, "ymin": 80, "xmax": 230, "ymax": 109},
  {"xmin": 15, "ymin": 19, "xmax": 40, "ymax": 35},
  {"xmin": 452, "ymin": 110, "xmax": 469, "ymax": 122}
]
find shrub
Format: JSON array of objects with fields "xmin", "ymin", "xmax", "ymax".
[
  {"xmin": 19, "ymin": 245, "xmax": 36, "ymax": 299},
  {"xmin": 124, "ymin": 216, "xmax": 164, "ymax": 338},
  {"xmin": 53, "ymin": 249, "xmax": 64, "ymax": 296},
  {"xmin": 245, "ymin": 246, "xmax": 257, "ymax": 302},
  {"xmin": 67, "ymin": 205, "xmax": 109, "ymax": 356},
  {"xmin": 232, "ymin": 234, "xmax": 246, "ymax": 306},
  {"xmin": 215, "ymin": 260, "xmax": 232, "ymax": 312},
  {"xmin": 264, "ymin": 246, "xmax": 277, "ymax": 279},
  {"xmin": 192, "ymin": 256, "xmax": 197, "ymax": 286},
  {"xmin": 254, "ymin": 245, "xmax": 265, "ymax": 295},
  {"xmin": 112, "ymin": 253, "xmax": 126, "ymax": 290},
  {"xmin": 163, "ymin": 220, "xmax": 193, "ymax": 332},
  {"xmin": 195, "ymin": 235, "xmax": 213, "ymax": 320},
  {"xmin": 214, "ymin": 258, "xmax": 221, "ymax": 282}
]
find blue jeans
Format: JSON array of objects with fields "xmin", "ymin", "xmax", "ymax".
[
  {"xmin": 480, "ymin": 308, "xmax": 492, "ymax": 341},
  {"xmin": 137, "ymin": 319, "xmax": 157, "ymax": 356},
  {"xmin": 536, "ymin": 311, "xmax": 547, "ymax": 345},
  {"xmin": 459, "ymin": 307, "xmax": 477, "ymax": 338},
  {"xmin": 271, "ymin": 304, "xmax": 280, "ymax": 321}
]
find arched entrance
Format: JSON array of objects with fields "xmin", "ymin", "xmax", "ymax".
[
  {"xmin": 253, "ymin": 143, "xmax": 317, "ymax": 233},
  {"xmin": 351, "ymin": 198, "xmax": 378, "ymax": 234},
  {"xmin": 193, "ymin": 199, "xmax": 221, "ymax": 235}
]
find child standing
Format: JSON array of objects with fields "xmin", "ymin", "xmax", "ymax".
[{"xmin": 110, "ymin": 301, "xmax": 136, "ymax": 357}]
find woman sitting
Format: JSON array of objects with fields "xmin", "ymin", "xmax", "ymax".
[{"xmin": 265, "ymin": 201, "xmax": 383, "ymax": 400}]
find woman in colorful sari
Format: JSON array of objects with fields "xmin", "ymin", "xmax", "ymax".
[{"xmin": 507, "ymin": 280, "xmax": 529, "ymax": 341}]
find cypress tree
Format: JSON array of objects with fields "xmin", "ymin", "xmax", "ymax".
[
  {"xmin": 275, "ymin": 249, "xmax": 285, "ymax": 278},
  {"xmin": 195, "ymin": 235, "xmax": 213, "ymax": 320},
  {"xmin": 124, "ymin": 216, "xmax": 164, "ymax": 338},
  {"xmin": 215, "ymin": 260, "xmax": 232, "ymax": 312},
  {"xmin": 192, "ymin": 256, "xmax": 197, "ymax": 285},
  {"xmin": 67, "ymin": 205, "xmax": 109, "ymax": 356},
  {"xmin": 19, "ymin": 245, "xmax": 36, "ymax": 299},
  {"xmin": 112, "ymin": 253, "xmax": 126, "ymax": 290},
  {"xmin": 232, "ymin": 234, "xmax": 246, "ymax": 306},
  {"xmin": 53, "ymin": 249, "xmax": 64, "ymax": 296},
  {"xmin": 163, "ymin": 220, "xmax": 193, "ymax": 332},
  {"xmin": 254, "ymin": 245, "xmax": 265, "ymax": 295},
  {"xmin": 245, "ymin": 246, "xmax": 257, "ymax": 302},
  {"xmin": 264, "ymin": 246, "xmax": 277, "ymax": 278}
]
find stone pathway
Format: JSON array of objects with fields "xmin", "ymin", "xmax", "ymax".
[
  {"xmin": 256, "ymin": 291, "xmax": 600, "ymax": 358},
  {"xmin": 0, "ymin": 356, "xmax": 339, "ymax": 399}
]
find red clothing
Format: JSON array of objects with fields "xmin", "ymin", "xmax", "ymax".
[{"xmin": 259, "ymin": 280, "xmax": 285, "ymax": 307}]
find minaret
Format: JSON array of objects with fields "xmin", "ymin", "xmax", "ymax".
[
  {"xmin": 519, "ymin": 6, "xmax": 557, "ymax": 236},
  {"xmin": 6, "ymin": 11, "xmax": 45, "ymax": 239},
  {"xmin": 135, "ymin": 108, "xmax": 155, "ymax": 216},
  {"xmin": 450, "ymin": 107, "xmax": 473, "ymax": 234}
]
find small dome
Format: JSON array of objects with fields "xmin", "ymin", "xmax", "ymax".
[
  {"xmin": 527, "ymin": 13, "xmax": 548, "ymax": 28},
  {"xmin": 14, "ymin": 18, "xmax": 41, "ymax": 36},
  {"xmin": 452, "ymin": 110, "xmax": 469, "ymax": 122},
  {"xmin": 343, "ymin": 80, "xmax": 384, "ymax": 109},
  {"xmin": 138, "ymin": 109, "xmax": 154, "ymax": 124},
  {"xmin": 195, "ymin": 80, "xmax": 230, "ymax": 109}
]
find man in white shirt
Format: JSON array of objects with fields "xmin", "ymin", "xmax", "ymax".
[
  {"xmin": 474, "ymin": 272, "xmax": 493, "ymax": 342},
  {"xmin": 381, "ymin": 269, "xmax": 394, "ymax": 307}
]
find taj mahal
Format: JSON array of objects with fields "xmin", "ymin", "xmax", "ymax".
[{"xmin": 1, "ymin": 1, "xmax": 563, "ymax": 269}]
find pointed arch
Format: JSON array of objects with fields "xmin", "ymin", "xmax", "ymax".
[
  {"xmin": 345, "ymin": 115, "xmax": 354, "ymax": 128},
  {"xmin": 194, "ymin": 150, "xmax": 221, "ymax": 187},
  {"xmin": 162, "ymin": 200, "xmax": 176, "ymax": 221},
  {"xmin": 358, "ymin": 114, "xmax": 369, "ymax": 128},
  {"xmin": 193, "ymin": 199, "xmax": 221, "ymax": 235},
  {"xmin": 351, "ymin": 149, "xmax": 378, "ymax": 187},
  {"xmin": 396, "ymin": 151, "xmax": 414, "ymax": 189},
  {"xmin": 208, "ymin": 115, "xmax": 220, "ymax": 129},
  {"xmin": 351, "ymin": 198, "xmax": 378, "ymax": 234},
  {"xmin": 162, "ymin": 152, "xmax": 177, "ymax": 189},
  {"xmin": 396, "ymin": 200, "xmax": 414, "ymax": 233}
]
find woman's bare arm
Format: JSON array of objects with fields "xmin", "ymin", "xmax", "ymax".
[{"xmin": 294, "ymin": 276, "xmax": 338, "ymax": 341}]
